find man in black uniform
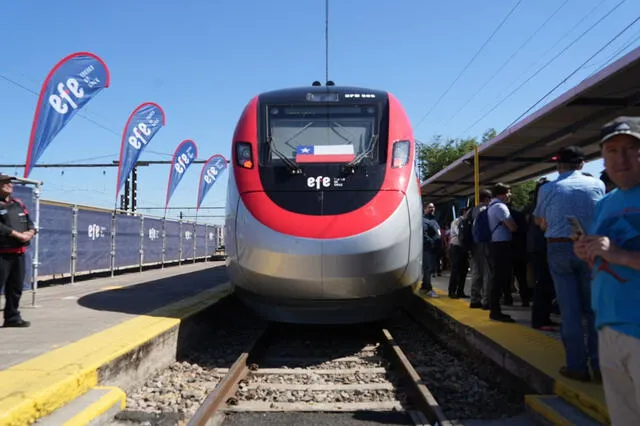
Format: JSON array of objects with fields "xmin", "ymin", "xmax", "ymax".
[
  {"xmin": 422, "ymin": 203, "xmax": 441, "ymax": 298},
  {"xmin": 0, "ymin": 173, "xmax": 35, "ymax": 327}
]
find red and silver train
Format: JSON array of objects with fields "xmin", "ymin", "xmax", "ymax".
[{"xmin": 225, "ymin": 83, "xmax": 423, "ymax": 324}]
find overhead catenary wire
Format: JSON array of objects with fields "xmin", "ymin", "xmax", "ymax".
[
  {"xmin": 454, "ymin": 0, "xmax": 625, "ymax": 139},
  {"xmin": 505, "ymin": 14, "xmax": 640, "ymax": 129},
  {"xmin": 0, "ymin": 72, "xmax": 173, "ymax": 158},
  {"xmin": 582, "ymin": 26, "xmax": 640, "ymax": 77},
  {"xmin": 440, "ymin": 0, "xmax": 570, "ymax": 130},
  {"xmin": 414, "ymin": 0, "xmax": 523, "ymax": 130}
]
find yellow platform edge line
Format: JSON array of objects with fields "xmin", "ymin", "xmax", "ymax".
[
  {"xmin": 418, "ymin": 291, "xmax": 610, "ymax": 425},
  {"xmin": 554, "ymin": 381, "xmax": 609, "ymax": 426},
  {"xmin": 62, "ymin": 386, "xmax": 126, "ymax": 426},
  {"xmin": 0, "ymin": 282, "xmax": 233, "ymax": 426},
  {"xmin": 524, "ymin": 395, "xmax": 575, "ymax": 426}
]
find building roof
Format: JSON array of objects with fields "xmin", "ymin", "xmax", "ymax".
[{"xmin": 421, "ymin": 46, "xmax": 640, "ymax": 202}]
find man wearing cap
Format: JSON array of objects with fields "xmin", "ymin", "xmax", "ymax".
[
  {"xmin": 534, "ymin": 146, "xmax": 605, "ymax": 382},
  {"xmin": 574, "ymin": 116, "xmax": 640, "ymax": 424},
  {"xmin": 0, "ymin": 173, "xmax": 35, "ymax": 327}
]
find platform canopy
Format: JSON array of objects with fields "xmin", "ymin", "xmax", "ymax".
[{"xmin": 421, "ymin": 46, "xmax": 640, "ymax": 203}]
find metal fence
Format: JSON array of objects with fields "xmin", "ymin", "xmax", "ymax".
[{"xmin": 9, "ymin": 182, "xmax": 223, "ymax": 306}]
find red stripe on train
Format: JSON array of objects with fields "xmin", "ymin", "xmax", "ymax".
[
  {"xmin": 233, "ymin": 93, "xmax": 415, "ymax": 239},
  {"xmin": 296, "ymin": 154, "xmax": 356, "ymax": 163}
]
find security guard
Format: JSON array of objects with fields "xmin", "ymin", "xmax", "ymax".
[{"xmin": 0, "ymin": 173, "xmax": 35, "ymax": 327}]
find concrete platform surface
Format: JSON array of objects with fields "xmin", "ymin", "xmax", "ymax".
[
  {"xmin": 0, "ymin": 261, "xmax": 232, "ymax": 426},
  {"xmin": 0, "ymin": 261, "xmax": 227, "ymax": 370},
  {"xmin": 421, "ymin": 273, "xmax": 609, "ymax": 425}
]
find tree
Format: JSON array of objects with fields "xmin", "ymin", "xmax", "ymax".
[
  {"xmin": 417, "ymin": 127, "xmax": 535, "ymax": 209},
  {"xmin": 416, "ymin": 128, "xmax": 496, "ymax": 180},
  {"xmin": 510, "ymin": 180, "xmax": 536, "ymax": 211}
]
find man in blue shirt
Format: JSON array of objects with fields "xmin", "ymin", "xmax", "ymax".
[
  {"xmin": 534, "ymin": 146, "xmax": 605, "ymax": 382},
  {"xmin": 575, "ymin": 116, "xmax": 640, "ymax": 425}
]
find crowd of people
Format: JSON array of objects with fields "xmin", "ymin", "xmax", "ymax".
[{"xmin": 422, "ymin": 116, "xmax": 640, "ymax": 425}]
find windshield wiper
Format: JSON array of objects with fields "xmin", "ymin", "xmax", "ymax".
[
  {"xmin": 282, "ymin": 122, "xmax": 314, "ymax": 150},
  {"xmin": 344, "ymin": 134, "xmax": 379, "ymax": 172},
  {"xmin": 268, "ymin": 136, "xmax": 303, "ymax": 174},
  {"xmin": 330, "ymin": 121, "xmax": 357, "ymax": 145}
]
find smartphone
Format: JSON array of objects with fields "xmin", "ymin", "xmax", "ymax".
[{"xmin": 566, "ymin": 215, "xmax": 585, "ymax": 239}]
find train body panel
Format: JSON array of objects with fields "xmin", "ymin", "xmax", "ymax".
[{"xmin": 224, "ymin": 85, "xmax": 423, "ymax": 324}]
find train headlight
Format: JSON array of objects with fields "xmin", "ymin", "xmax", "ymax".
[
  {"xmin": 391, "ymin": 140, "xmax": 410, "ymax": 168},
  {"xmin": 236, "ymin": 142, "xmax": 254, "ymax": 169}
]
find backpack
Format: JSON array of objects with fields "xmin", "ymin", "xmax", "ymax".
[
  {"xmin": 472, "ymin": 202, "xmax": 501, "ymax": 243},
  {"xmin": 457, "ymin": 212, "xmax": 474, "ymax": 250}
]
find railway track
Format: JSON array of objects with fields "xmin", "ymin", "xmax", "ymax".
[{"xmin": 187, "ymin": 322, "xmax": 449, "ymax": 426}]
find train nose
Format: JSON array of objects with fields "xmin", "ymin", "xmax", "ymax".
[
  {"xmin": 232, "ymin": 201, "xmax": 324, "ymax": 298},
  {"xmin": 232, "ymin": 194, "xmax": 417, "ymax": 300}
]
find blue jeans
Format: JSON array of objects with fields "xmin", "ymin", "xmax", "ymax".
[{"xmin": 547, "ymin": 242, "xmax": 599, "ymax": 373}]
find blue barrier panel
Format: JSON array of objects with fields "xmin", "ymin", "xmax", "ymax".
[
  {"xmin": 38, "ymin": 203, "xmax": 73, "ymax": 277},
  {"xmin": 115, "ymin": 214, "xmax": 141, "ymax": 268},
  {"xmin": 205, "ymin": 226, "xmax": 216, "ymax": 253},
  {"xmin": 196, "ymin": 224, "xmax": 206, "ymax": 257},
  {"xmin": 143, "ymin": 217, "xmax": 163, "ymax": 264},
  {"xmin": 11, "ymin": 185, "xmax": 35, "ymax": 290},
  {"xmin": 76, "ymin": 209, "xmax": 112, "ymax": 273},
  {"xmin": 164, "ymin": 220, "xmax": 180, "ymax": 262},
  {"xmin": 182, "ymin": 222, "xmax": 195, "ymax": 260}
]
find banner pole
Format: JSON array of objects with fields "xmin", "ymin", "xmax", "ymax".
[{"xmin": 31, "ymin": 182, "xmax": 41, "ymax": 307}]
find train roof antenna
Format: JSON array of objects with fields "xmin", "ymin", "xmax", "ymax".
[{"xmin": 325, "ymin": 0, "xmax": 329, "ymax": 84}]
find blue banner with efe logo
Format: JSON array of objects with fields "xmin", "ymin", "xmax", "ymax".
[
  {"xmin": 197, "ymin": 154, "xmax": 227, "ymax": 210},
  {"xmin": 116, "ymin": 102, "xmax": 166, "ymax": 199},
  {"xmin": 165, "ymin": 139, "xmax": 198, "ymax": 211},
  {"xmin": 24, "ymin": 52, "xmax": 110, "ymax": 178}
]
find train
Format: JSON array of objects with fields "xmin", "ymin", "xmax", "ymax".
[{"xmin": 224, "ymin": 82, "xmax": 423, "ymax": 324}]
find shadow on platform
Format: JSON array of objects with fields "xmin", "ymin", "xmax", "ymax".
[{"xmin": 76, "ymin": 264, "xmax": 228, "ymax": 316}]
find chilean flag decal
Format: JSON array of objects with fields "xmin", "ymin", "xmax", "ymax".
[{"xmin": 295, "ymin": 144, "xmax": 356, "ymax": 163}]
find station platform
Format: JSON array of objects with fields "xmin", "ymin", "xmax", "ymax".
[
  {"xmin": 421, "ymin": 273, "xmax": 610, "ymax": 426},
  {"xmin": 0, "ymin": 261, "xmax": 233, "ymax": 426}
]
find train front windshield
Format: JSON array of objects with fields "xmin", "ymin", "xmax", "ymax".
[{"xmin": 263, "ymin": 104, "xmax": 382, "ymax": 165}]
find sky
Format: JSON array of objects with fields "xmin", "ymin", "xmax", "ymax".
[{"xmin": 1, "ymin": 0, "xmax": 639, "ymax": 224}]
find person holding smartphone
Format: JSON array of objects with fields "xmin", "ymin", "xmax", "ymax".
[
  {"xmin": 574, "ymin": 116, "xmax": 640, "ymax": 425},
  {"xmin": 533, "ymin": 146, "xmax": 605, "ymax": 382}
]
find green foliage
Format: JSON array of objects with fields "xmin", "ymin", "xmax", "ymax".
[
  {"xmin": 417, "ymin": 127, "xmax": 536, "ymax": 211},
  {"xmin": 510, "ymin": 180, "xmax": 536, "ymax": 211},
  {"xmin": 416, "ymin": 128, "xmax": 497, "ymax": 180}
]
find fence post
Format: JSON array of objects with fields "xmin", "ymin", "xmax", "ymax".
[
  {"xmin": 70, "ymin": 205, "xmax": 78, "ymax": 284},
  {"xmin": 30, "ymin": 184, "xmax": 41, "ymax": 307},
  {"xmin": 110, "ymin": 212, "xmax": 116, "ymax": 277},
  {"xmin": 139, "ymin": 215, "xmax": 144, "ymax": 273},
  {"xmin": 161, "ymin": 218, "xmax": 166, "ymax": 269},
  {"xmin": 178, "ymin": 219, "xmax": 183, "ymax": 266}
]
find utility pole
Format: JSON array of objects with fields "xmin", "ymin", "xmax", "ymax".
[
  {"xmin": 131, "ymin": 166, "xmax": 138, "ymax": 213},
  {"xmin": 123, "ymin": 174, "xmax": 131, "ymax": 211}
]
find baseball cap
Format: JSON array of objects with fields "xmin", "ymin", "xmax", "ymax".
[
  {"xmin": 552, "ymin": 146, "xmax": 585, "ymax": 164},
  {"xmin": 0, "ymin": 173, "xmax": 15, "ymax": 182},
  {"xmin": 600, "ymin": 116, "xmax": 640, "ymax": 145}
]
